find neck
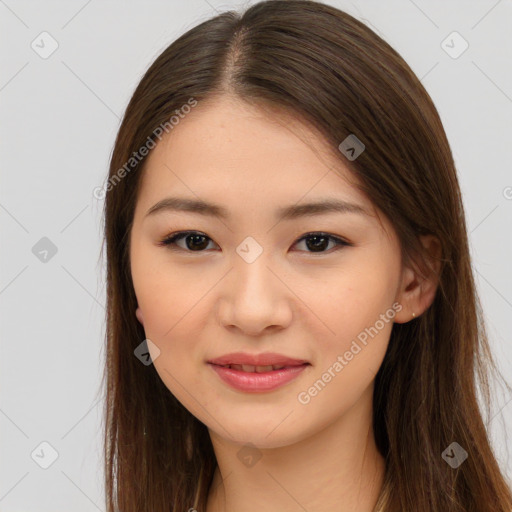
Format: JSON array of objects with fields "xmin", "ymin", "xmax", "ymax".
[{"xmin": 205, "ymin": 385, "xmax": 385, "ymax": 512}]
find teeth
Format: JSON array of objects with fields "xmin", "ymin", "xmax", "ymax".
[
  {"xmin": 255, "ymin": 365, "xmax": 274, "ymax": 373},
  {"xmin": 224, "ymin": 364, "xmax": 287, "ymax": 372}
]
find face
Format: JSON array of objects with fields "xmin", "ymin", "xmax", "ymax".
[{"xmin": 129, "ymin": 95, "xmax": 407, "ymax": 449}]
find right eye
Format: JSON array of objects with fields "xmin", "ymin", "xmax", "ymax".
[{"xmin": 158, "ymin": 231, "xmax": 219, "ymax": 252}]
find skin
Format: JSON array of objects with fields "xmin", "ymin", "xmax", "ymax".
[{"xmin": 129, "ymin": 95, "xmax": 441, "ymax": 512}]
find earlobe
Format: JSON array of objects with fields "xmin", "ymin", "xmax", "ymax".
[
  {"xmin": 136, "ymin": 307, "xmax": 144, "ymax": 326},
  {"xmin": 394, "ymin": 234, "xmax": 442, "ymax": 324},
  {"xmin": 393, "ymin": 266, "xmax": 419, "ymax": 324}
]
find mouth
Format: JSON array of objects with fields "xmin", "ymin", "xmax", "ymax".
[
  {"xmin": 211, "ymin": 363, "xmax": 302, "ymax": 372},
  {"xmin": 207, "ymin": 352, "xmax": 309, "ymax": 368},
  {"xmin": 207, "ymin": 361, "xmax": 311, "ymax": 392}
]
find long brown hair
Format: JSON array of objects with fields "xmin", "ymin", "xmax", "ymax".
[{"xmin": 100, "ymin": 1, "xmax": 512, "ymax": 510}]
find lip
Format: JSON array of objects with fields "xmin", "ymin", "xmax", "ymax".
[
  {"xmin": 207, "ymin": 352, "xmax": 310, "ymax": 393},
  {"xmin": 208, "ymin": 363, "xmax": 309, "ymax": 392},
  {"xmin": 207, "ymin": 352, "xmax": 309, "ymax": 367}
]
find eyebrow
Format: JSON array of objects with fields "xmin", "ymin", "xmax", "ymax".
[{"xmin": 145, "ymin": 196, "xmax": 371, "ymax": 221}]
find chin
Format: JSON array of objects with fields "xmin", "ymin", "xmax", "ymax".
[{"xmin": 207, "ymin": 415, "xmax": 315, "ymax": 450}]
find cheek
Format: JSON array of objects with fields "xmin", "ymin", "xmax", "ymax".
[
  {"xmin": 131, "ymin": 249, "xmax": 215, "ymax": 379},
  {"xmin": 134, "ymin": 270, "xmax": 210, "ymax": 415},
  {"xmin": 308, "ymin": 258, "xmax": 398, "ymax": 384},
  {"xmin": 132, "ymin": 248, "xmax": 208, "ymax": 337},
  {"xmin": 314, "ymin": 263, "xmax": 397, "ymax": 338},
  {"xmin": 297, "ymin": 288, "xmax": 394, "ymax": 422}
]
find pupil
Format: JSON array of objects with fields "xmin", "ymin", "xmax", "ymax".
[
  {"xmin": 306, "ymin": 235, "xmax": 328, "ymax": 252},
  {"xmin": 187, "ymin": 234, "xmax": 209, "ymax": 251}
]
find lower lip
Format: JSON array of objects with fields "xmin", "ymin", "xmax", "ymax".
[{"xmin": 208, "ymin": 363, "xmax": 309, "ymax": 392}]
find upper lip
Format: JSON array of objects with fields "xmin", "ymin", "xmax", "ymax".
[{"xmin": 207, "ymin": 352, "xmax": 309, "ymax": 367}]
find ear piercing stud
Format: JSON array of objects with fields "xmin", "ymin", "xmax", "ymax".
[{"xmin": 411, "ymin": 312, "xmax": 416, "ymax": 318}]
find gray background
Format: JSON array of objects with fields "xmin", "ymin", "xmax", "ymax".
[{"xmin": 1, "ymin": 0, "xmax": 511, "ymax": 510}]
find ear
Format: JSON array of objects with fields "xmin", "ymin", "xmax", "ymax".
[
  {"xmin": 135, "ymin": 306, "xmax": 144, "ymax": 326},
  {"xmin": 394, "ymin": 234, "xmax": 442, "ymax": 323}
]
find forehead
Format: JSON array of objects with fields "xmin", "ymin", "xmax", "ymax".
[{"xmin": 136, "ymin": 96, "xmax": 374, "ymax": 218}]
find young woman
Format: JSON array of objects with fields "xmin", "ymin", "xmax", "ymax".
[{"xmin": 100, "ymin": 1, "xmax": 512, "ymax": 510}]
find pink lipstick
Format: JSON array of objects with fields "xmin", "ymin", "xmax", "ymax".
[{"xmin": 207, "ymin": 352, "xmax": 310, "ymax": 392}]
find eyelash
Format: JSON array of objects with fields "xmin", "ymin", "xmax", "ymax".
[{"xmin": 158, "ymin": 230, "xmax": 351, "ymax": 254}]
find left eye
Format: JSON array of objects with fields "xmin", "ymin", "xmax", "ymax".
[
  {"xmin": 158, "ymin": 231, "xmax": 351, "ymax": 254},
  {"xmin": 293, "ymin": 232, "xmax": 350, "ymax": 253}
]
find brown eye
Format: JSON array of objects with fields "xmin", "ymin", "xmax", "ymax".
[
  {"xmin": 159, "ymin": 231, "xmax": 351, "ymax": 254},
  {"xmin": 159, "ymin": 231, "xmax": 217, "ymax": 252},
  {"xmin": 293, "ymin": 232, "xmax": 350, "ymax": 253}
]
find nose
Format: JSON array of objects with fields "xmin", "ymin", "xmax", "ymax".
[{"xmin": 216, "ymin": 252, "xmax": 293, "ymax": 336}]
